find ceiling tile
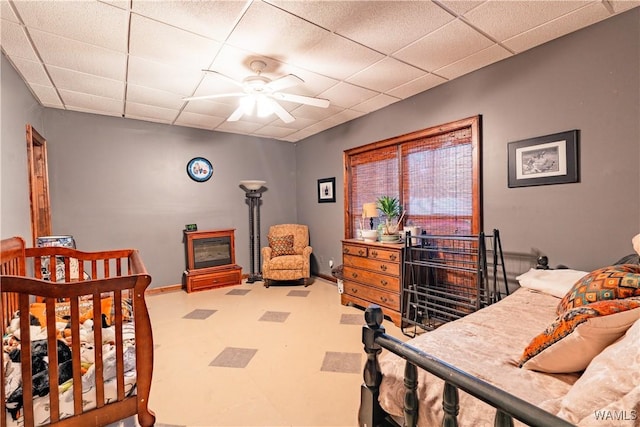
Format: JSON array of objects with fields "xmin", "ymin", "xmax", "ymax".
[
  {"xmin": 1, "ymin": 19, "xmax": 40, "ymax": 61},
  {"xmin": 127, "ymin": 56, "xmax": 204, "ymax": 95},
  {"xmin": 386, "ymin": 74, "xmax": 447, "ymax": 100},
  {"xmin": 125, "ymin": 102, "xmax": 179, "ymax": 124},
  {"xmin": 252, "ymin": 125, "xmax": 297, "ymax": 139},
  {"xmin": 463, "ymin": 1, "xmax": 592, "ymax": 42},
  {"xmin": 320, "ymin": 82, "xmax": 378, "ymax": 109},
  {"xmin": 59, "ymin": 89, "xmax": 123, "ymax": 115},
  {"xmin": 14, "ymin": 0, "xmax": 129, "ymax": 52},
  {"xmin": 351, "ymin": 94, "xmax": 401, "ymax": 114},
  {"xmin": 28, "ymin": 83, "xmax": 63, "ymax": 108},
  {"xmin": 435, "ymin": 44, "xmax": 512, "ymax": 81},
  {"xmin": 395, "ymin": 18, "xmax": 494, "ymax": 72},
  {"xmin": 295, "ymin": 32, "xmax": 385, "ymax": 80},
  {"xmin": 174, "ymin": 111, "xmax": 226, "ymax": 130},
  {"xmin": 182, "ymin": 98, "xmax": 239, "ymax": 117},
  {"xmin": 503, "ymin": 3, "xmax": 615, "ymax": 54},
  {"xmin": 129, "ymin": 14, "xmax": 221, "ymax": 70},
  {"xmin": 1, "ymin": 1, "xmax": 20, "ymax": 22},
  {"xmin": 9, "ymin": 57, "xmax": 52, "ymax": 86},
  {"xmin": 270, "ymin": 1, "xmax": 455, "ymax": 55},
  {"xmin": 291, "ymin": 103, "xmax": 344, "ymax": 121},
  {"xmin": 131, "ymin": 0, "xmax": 246, "ymax": 41},
  {"xmin": 347, "ymin": 57, "xmax": 426, "ymax": 93},
  {"xmin": 227, "ymin": 1, "xmax": 329, "ymax": 63},
  {"xmin": 214, "ymin": 120, "xmax": 264, "ymax": 134},
  {"xmin": 48, "ymin": 65, "xmax": 124, "ymax": 100},
  {"xmin": 126, "ymin": 84, "xmax": 184, "ymax": 110},
  {"xmin": 438, "ymin": 1, "xmax": 485, "ymax": 16},
  {"xmin": 29, "ymin": 29, "xmax": 127, "ymax": 80}
]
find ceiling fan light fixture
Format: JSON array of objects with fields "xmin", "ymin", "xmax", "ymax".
[
  {"xmin": 240, "ymin": 96, "xmax": 256, "ymax": 116},
  {"xmin": 256, "ymin": 95, "xmax": 275, "ymax": 118}
]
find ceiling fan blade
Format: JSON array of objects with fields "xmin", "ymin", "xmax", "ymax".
[
  {"xmin": 267, "ymin": 98, "xmax": 295, "ymax": 123},
  {"xmin": 202, "ymin": 69, "xmax": 244, "ymax": 88},
  {"xmin": 227, "ymin": 104, "xmax": 247, "ymax": 122},
  {"xmin": 273, "ymin": 92, "xmax": 330, "ymax": 108},
  {"xmin": 183, "ymin": 92, "xmax": 245, "ymax": 101},
  {"xmin": 265, "ymin": 74, "xmax": 303, "ymax": 92}
]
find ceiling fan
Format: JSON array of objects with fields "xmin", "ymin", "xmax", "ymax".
[{"xmin": 183, "ymin": 60, "xmax": 330, "ymax": 123}]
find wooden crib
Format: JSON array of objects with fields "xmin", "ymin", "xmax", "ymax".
[{"xmin": 1, "ymin": 236, "xmax": 155, "ymax": 427}]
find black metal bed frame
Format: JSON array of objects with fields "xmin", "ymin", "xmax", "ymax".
[{"xmin": 359, "ymin": 305, "xmax": 576, "ymax": 427}]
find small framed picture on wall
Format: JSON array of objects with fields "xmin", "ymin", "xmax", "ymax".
[{"xmin": 317, "ymin": 177, "xmax": 336, "ymax": 203}]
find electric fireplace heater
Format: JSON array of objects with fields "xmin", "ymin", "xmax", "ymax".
[{"xmin": 184, "ymin": 229, "xmax": 242, "ymax": 292}]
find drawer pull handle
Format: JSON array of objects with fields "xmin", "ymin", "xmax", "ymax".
[
  {"xmin": 351, "ymin": 272, "xmax": 358, "ymax": 278},
  {"xmin": 389, "ymin": 254, "xmax": 397, "ymax": 261},
  {"xmin": 380, "ymin": 264, "xmax": 388, "ymax": 272},
  {"xmin": 380, "ymin": 296, "xmax": 388, "ymax": 303},
  {"xmin": 380, "ymin": 280, "xmax": 388, "ymax": 286},
  {"xmin": 344, "ymin": 248, "xmax": 350, "ymax": 254},
  {"xmin": 351, "ymin": 288, "xmax": 358, "ymax": 293},
  {"xmin": 371, "ymin": 250, "xmax": 378, "ymax": 258},
  {"xmin": 358, "ymin": 249, "xmax": 365, "ymax": 256}
]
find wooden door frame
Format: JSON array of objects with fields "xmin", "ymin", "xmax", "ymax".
[{"xmin": 26, "ymin": 124, "xmax": 52, "ymax": 246}]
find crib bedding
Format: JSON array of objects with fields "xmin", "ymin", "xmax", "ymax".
[
  {"xmin": 378, "ymin": 288, "xmax": 582, "ymax": 426},
  {"xmin": 3, "ymin": 305, "xmax": 138, "ymax": 426}
]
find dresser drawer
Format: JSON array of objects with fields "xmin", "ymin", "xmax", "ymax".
[
  {"xmin": 343, "ymin": 244, "xmax": 368, "ymax": 257},
  {"xmin": 343, "ymin": 280, "xmax": 400, "ymax": 311},
  {"xmin": 343, "ymin": 266, "xmax": 400, "ymax": 292},
  {"xmin": 344, "ymin": 254, "xmax": 400, "ymax": 276},
  {"xmin": 367, "ymin": 247, "xmax": 401, "ymax": 263}
]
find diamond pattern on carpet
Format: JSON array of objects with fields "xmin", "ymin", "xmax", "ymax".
[
  {"xmin": 259, "ymin": 311, "xmax": 290, "ymax": 322},
  {"xmin": 226, "ymin": 289, "xmax": 251, "ymax": 295},
  {"xmin": 210, "ymin": 347, "xmax": 258, "ymax": 368},
  {"xmin": 340, "ymin": 313, "xmax": 363, "ymax": 325},
  {"xmin": 320, "ymin": 351, "xmax": 361, "ymax": 373},
  {"xmin": 287, "ymin": 290, "xmax": 310, "ymax": 297},
  {"xmin": 182, "ymin": 309, "xmax": 217, "ymax": 320}
]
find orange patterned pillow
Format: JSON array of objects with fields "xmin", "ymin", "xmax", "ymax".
[
  {"xmin": 556, "ymin": 264, "xmax": 640, "ymax": 314},
  {"xmin": 520, "ymin": 298, "xmax": 640, "ymax": 373},
  {"xmin": 268, "ymin": 235, "xmax": 296, "ymax": 258}
]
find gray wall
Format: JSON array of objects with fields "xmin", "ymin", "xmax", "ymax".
[
  {"xmin": 0, "ymin": 54, "xmax": 44, "ymax": 242},
  {"xmin": 2, "ymin": 8, "xmax": 638, "ymax": 288},
  {"xmin": 297, "ymin": 8, "xmax": 640, "ymax": 276}
]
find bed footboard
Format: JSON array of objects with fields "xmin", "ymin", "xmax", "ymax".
[{"xmin": 360, "ymin": 305, "xmax": 574, "ymax": 427}]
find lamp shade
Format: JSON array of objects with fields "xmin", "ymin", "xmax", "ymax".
[
  {"xmin": 240, "ymin": 180, "xmax": 266, "ymax": 190},
  {"xmin": 362, "ymin": 203, "xmax": 378, "ymax": 218}
]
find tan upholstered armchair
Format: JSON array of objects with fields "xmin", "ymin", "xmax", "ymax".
[{"xmin": 261, "ymin": 224, "xmax": 312, "ymax": 288}]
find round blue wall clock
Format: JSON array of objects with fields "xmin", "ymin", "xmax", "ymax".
[{"xmin": 186, "ymin": 157, "xmax": 213, "ymax": 182}]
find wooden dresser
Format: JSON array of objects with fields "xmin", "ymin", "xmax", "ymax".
[{"xmin": 341, "ymin": 239, "xmax": 403, "ymax": 326}]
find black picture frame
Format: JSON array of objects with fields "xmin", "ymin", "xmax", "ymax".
[
  {"xmin": 317, "ymin": 177, "xmax": 336, "ymax": 203},
  {"xmin": 508, "ymin": 130, "xmax": 579, "ymax": 188},
  {"xmin": 186, "ymin": 157, "xmax": 213, "ymax": 182}
]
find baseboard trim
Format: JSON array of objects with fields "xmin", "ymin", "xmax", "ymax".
[
  {"xmin": 146, "ymin": 284, "xmax": 183, "ymax": 295},
  {"xmin": 145, "ymin": 273, "xmax": 336, "ymax": 295},
  {"xmin": 315, "ymin": 273, "xmax": 336, "ymax": 283}
]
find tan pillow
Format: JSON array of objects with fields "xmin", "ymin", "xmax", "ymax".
[
  {"xmin": 552, "ymin": 318, "xmax": 640, "ymax": 424},
  {"xmin": 520, "ymin": 299, "xmax": 640, "ymax": 373}
]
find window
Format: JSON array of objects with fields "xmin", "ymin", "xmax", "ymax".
[{"xmin": 344, "ymin": 116, "xmax": 481, "ymax": 238}]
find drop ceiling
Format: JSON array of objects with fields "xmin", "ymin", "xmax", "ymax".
[{"xmin": 1, "ymin": 0, "xmax": 637, "ymax": 142}]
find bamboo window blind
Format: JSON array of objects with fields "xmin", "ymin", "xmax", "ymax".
[{"xmin": 344, "ymin": 116, "xmax": 481, "ymax": 239}]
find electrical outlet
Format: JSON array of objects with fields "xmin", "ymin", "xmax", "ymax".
[{"xmin": 329, "ymin": 258, "xmax": 334, "ymax": 268}]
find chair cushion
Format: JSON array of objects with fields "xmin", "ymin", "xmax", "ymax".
[
  {"xmin": 269, "ymin": 234, "xmax": 296, "ymax": 258},
  {"xmin": 267, "ymin": 255, "xmax": 305, "ymax": 270}
]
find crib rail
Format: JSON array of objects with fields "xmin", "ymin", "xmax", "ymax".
[{"xmin": 360, "ymin": 305, "xmax": 575, "ymax": 427}]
